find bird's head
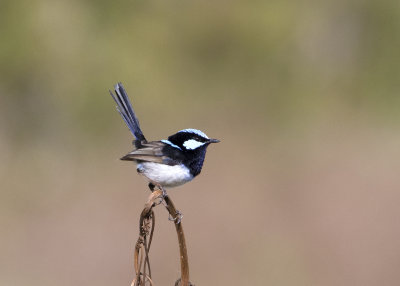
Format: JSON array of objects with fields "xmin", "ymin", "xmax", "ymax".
[{"xmin": 164, "ymin": 128, "xmax": 219, "ymax": 152}]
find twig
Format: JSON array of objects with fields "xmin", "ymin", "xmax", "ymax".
[
  {"xmin": 163, "ymin": 195, "xmax": 190, "ymax": 286},
  {"xmin": 131, "ymin": 188, "xmax": 194, "ymax": 286}
]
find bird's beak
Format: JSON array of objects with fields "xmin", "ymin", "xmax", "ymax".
[{"xmin": 209, "ymin": 138, "xmax": 220, "ymax": 143}]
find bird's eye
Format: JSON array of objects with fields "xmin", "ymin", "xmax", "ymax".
[{"xmin": 183, "ymin": 139, "xmax": 206, "ymax": 150}]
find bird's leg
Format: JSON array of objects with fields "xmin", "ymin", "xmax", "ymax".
[
  {"xmin": 147, "ymin": 184, "xmax": 182, "ymax": 223},
  {"xmin": 148, "ymin": 183, "xmax": 168, "ymax": 206},
  {"xmin": 148, "ymin": 183, "xmax": 156, "ymax": 192},
  {"xmin": 147, "ymin": 183, "xmax": 160, "ymax": 205},
  {"xmin": 158, "ymin": 187, "xmax": 169, "ymax": 208},
  {"xmin": 161, "ymin": 187, "xmax": 167, "ymax": 198}
]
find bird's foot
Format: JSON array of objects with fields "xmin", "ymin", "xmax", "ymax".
[
  {"xmin": 149, "ymin": 183, "xmax": 168, "ymax": 206},
  {"xmin": 161, "ymin": 187, "xmax": 168, "ymax": 198},
  {"xmin": 168, "ymin": 209, "xmax": 183, "ymax": 224}
]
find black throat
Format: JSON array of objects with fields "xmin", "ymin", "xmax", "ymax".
[{"xmin": 183, "ymin": 146, "xmax": 208, "ymax": 177}]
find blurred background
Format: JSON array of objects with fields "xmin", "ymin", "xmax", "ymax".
[{"xmin": 1, "ymin": 0, "xmax": 400, "ymax": 285}]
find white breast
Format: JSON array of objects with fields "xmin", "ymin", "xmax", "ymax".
[{"xmin": 137, "ymin": 162, "xmax": 193, "ymax": 188}]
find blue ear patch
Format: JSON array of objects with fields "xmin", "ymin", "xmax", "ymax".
[
  {"xmin": 161, "ymin": 140, "xmax": 182, "ymax": 150},
  {"xmin": 183, "ymin": 139, "xmax": 206, "ymax": 150},
  {"xmin": 179, "ymin": 129, "xmax": 209, "ymax": 139}
]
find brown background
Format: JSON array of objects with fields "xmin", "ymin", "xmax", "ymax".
[{"xmin": 1, "ymin": 1, "xmax": 400, "ymax": 285}]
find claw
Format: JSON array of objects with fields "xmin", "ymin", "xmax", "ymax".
[
  {"xmin": 153, "ymin": 197, "xmax": 163, "ymax": 206},
  {"xmin": 148, "ymin": 185, "xmax": 181, "ymax": 223},
  {"xmin": 168, "ymin": 210, "xmax": 183, "ymax": 224},
  {"xmin": 151, "ymin": 185, "xmax": 168, "ymax": 207}
]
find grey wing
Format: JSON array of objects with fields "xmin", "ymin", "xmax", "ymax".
[{"xmin": 120, "ymin": 141, "xmax": 174, "ymax": 165}]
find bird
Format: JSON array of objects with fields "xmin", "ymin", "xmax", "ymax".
[{"xmin": 110, "ymin": 82, "xmax": 219, "ymax": 192}]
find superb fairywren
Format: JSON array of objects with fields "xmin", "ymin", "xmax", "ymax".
[{"xmin": 110, "ymin": 83, "xmax": 219, "ymax": 190}]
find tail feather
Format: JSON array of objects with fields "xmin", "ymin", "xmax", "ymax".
[{"xmin": 110, "ymin": 83, "xmax": 146, "ymax": 144}]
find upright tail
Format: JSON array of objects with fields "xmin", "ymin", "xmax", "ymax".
[{"xmin": 110, "ymin": 83, "xmax": 147, "ymax": 146}]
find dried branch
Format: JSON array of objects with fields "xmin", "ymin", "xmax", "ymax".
[
  {"xmin": 163, "ymin": 195, "xmax": 191, "ymax": 286},
  {"xmin": 131, "ymin": 188, "xmax": 194, "ymax": 286}
]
